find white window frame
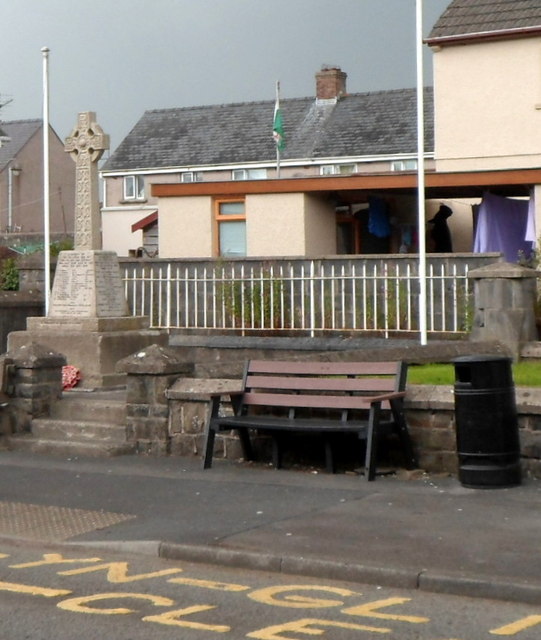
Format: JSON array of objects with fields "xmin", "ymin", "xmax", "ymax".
[
  {"xmin": 181, "ymin": 171, "xmax": 203, "ymax": 183},
  {"xmin": 232, "ymin": 168, "xmax": 267, "ymax": 181},
  {"xmin": 124, "ymin": 175, "xmax": 145, "ymax": 200},
  {"xmin": 320, "ymin": 164, "xmax": 357, "ymax": 176},
  {"xmin": 391, "ymin": 159, "xmax": 418, "ymax": 172}
]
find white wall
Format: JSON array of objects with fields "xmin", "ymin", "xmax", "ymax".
[{"xmin": 102, "ymin": 210, "xmax": 143, "ymax": 256}]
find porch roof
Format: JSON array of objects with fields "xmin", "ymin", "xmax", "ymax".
[{"xmin": 152, "ymin": 168, "xmax": 541, "ymax": 202}]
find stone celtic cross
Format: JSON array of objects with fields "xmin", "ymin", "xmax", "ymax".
[{"xmin": 65, "ymin": 112, "xmax": 110, "ymax": 250}]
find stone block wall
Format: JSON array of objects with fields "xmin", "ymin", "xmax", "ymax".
[{"xmin": 164, "ymin": 380, "xmax": 541, "ymax": 479}]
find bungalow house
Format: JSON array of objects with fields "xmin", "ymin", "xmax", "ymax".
[
  {"xmin": 101, "ymin": 67, "xmax": 452, "ymax": 257},
  {"xmin": 0, "ymin": 120, "xmax": 75, "ymax": 241},
  {"xmin": 103, "ymin": 0, "xmax": 541, "ymax": 261}
]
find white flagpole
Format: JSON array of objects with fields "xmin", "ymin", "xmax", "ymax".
[
  {"xmin": 275, "ymin": 81, "xmax": 281, "ymax": 178},
  {"xmin": 42, "ymin": 46, "xmax": 51, "ymax": 316},
  {"xmin": 416, "ymin": 0, "xmax": 428, "ymax": 345}
]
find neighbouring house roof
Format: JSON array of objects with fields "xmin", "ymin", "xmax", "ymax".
[
  {"xmin": 428, "ymin": 0, "xmax": 541, "ymax": 42},
  {"xmin": 102, "ymin": 88, "xmax": 433, "ymax": 173},
  {"xmin": 0, "ymin": 119, "xmax": 42, "ymax": 172},
  {"xmin": 132, "ymin": 211, "xmax": 158, "ymax": 232}
]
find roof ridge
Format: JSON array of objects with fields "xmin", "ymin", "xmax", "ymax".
[
  {"xmin": 0, "ymin": 118, "xmax": 42, "ymax": 125},
  {"xmin": 142, "ymin": 87, "xmax": 424, "ymax": 117}
]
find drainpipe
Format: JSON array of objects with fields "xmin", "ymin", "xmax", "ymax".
[{"xmin": 7, "ymin": 163, "xmax": 21, "ymax": 232}]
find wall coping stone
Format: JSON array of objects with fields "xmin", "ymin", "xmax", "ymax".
[
  {"xmin": 117, "ymin": 343, "xmax": 193, "ymax": 376},
  {"xmin": 7, "ymin": 341, "xmax": 66, "ymax": 368},
  {"xmin": 468, "ymin": 262, "xmax": 538, "ymax": 279},
  {"xmin": 166, "ymin": 377, "xmax": 242, "ymax": 401}
]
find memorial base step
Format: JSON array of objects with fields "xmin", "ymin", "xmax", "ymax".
[{"xmin": 8, "ymin": 389, "xmax": 135, "ymax": 458}]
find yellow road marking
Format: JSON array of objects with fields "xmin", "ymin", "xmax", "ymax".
[
  {"xmin": 342, "ymin": 597, "xmax": 429, "ymax": 623},
  {"xmin": 247, "ymin": 617, "xmax": 390, "ymax": 639},
  {"xmin": 491, "ymin": 615, "xmax": 541, "ymax": 635},
  {"xmin": 57, "ymin": 592, "xmax": 174, "ymax": 615},
  {"xmin": 144, "ymin": 605, "xmax": 230, "ymax": 632},
  {"xmin": 10, "ymin": 553, "xmax": 101, "ymax": 569},
  {"xmin": 168, "ymin": 576, "xmax": 249, "ymax": 591},
  {"xmin": 0, "ymin": 580, "xmax": 71, "ymax": 598},
  {"xmin": 59, "ymin": 562, "xmax": 183, "ymax": 582},
  {"xmin": 248, "ymin": 585, "xmax": 358, "ymax": 608}
]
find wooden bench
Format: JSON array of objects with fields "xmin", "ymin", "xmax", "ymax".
[{"xmin": 202, "ymin": 360, "xmax": 417, "ymax": 480}]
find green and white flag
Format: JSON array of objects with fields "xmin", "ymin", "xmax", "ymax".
[{"xmin": 273, "ymin": 81, "xmax": 285, "ymax": 151}]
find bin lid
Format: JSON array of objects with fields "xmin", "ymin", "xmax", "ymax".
[{"xmin": 453, "ymin": 355, "xmax": 512, "ymax": 364}]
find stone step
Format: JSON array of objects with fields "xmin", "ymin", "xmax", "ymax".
[
  {"xmin": 30, "ymin": 419, "xmax": 128, "ymax": 443},
  {"xmin": 7, "ymin": 387, "xmax": 134, "ymax": 459},
  {"xmin": 7, "ymin": 433, "xmax": 135, "ymax": 457},
  {"xmin": 52, "ymin": 389, "xmax": 127, "ymax": 424}
]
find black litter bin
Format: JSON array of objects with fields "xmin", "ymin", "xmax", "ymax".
[{"xmin": 453, "ymin": 355, "xmax": 521, "ymax": 489}]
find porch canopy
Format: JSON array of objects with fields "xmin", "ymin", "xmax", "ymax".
[{"xmin": 152, "ymin": 168, "xmax": 541, "ymax": 201}]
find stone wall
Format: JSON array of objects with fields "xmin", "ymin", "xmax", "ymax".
[{"xmin": 164, "ymin": 379, "xmax": 541, "ymax": 480}]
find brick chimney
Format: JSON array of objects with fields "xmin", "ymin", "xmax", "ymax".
[{"xmin": 316, "ymin": 66, "xmax": 347, "ymax": 101}]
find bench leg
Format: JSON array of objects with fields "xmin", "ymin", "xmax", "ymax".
[
  {"xmin": 364, "ymin": 403, "xmax": 381, "ymax": 481},
  {"xmin": 390, "ymin": 399, "xmax": 418, "ymax": 470},
  {"xmin": 237, "ymin": 428, "xmax": 254, "ymax": 462},
  {"xmin": 271, "ymin": 434, "xmax": 283, "ymax": 469},
  {"xmin": 202, "ymin": 396, "xmax": 221, "ymax": 469},
  {"xmin": 324, "ymin": 437, "xmax": 336, "ymax": 474},
  {"xmin": 202, "ymin": 427, "xmax": 216, "ymax": 469}
]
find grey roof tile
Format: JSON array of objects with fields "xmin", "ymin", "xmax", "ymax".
[
  {"xmin": 429, "ymin": 0, "xmax": 541, "ymax": 40},
  {"xmin": 103, "ymin": 89, "xmax": 433, "ymax": 172},
  {"xmin": 0, "ymin": 120, "xmax": 42, "ymax": 172}
]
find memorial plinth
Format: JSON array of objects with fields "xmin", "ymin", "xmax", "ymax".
[{"xmin": 8, "ymin": 250, "xmax": 167, "ymax": 389}]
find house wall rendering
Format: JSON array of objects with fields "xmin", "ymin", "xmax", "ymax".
[{"xmin": 433, "ymin": 36, "xmax": 541, "ymax": 172}]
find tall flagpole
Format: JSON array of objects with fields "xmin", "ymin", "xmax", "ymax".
[
  {"xmin": 42, "ymin": 46, "xmax": 51, "ymax": 316},
  {"xmin": 275, "ymin": 81, "xmax": 281, "ymax": 178},
  {"xmin": 416, "ymin": 0, "xmax": 428, "ymax": 345}
]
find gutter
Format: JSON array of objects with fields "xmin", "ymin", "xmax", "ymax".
[{"xmin": 426, "ymin": 25, "xmax": 541, "ymax": 48}]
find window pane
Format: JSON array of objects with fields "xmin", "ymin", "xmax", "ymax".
[
  {"xmin": 220, "ymin": 221, "xmax": 246, "ymax": 256},
  {"xmin": 247, "ymin": 169, "xmax": 267, "ymax": 180},
  {"xmin": 220, "ymin": 202, "xmax": 245, "ymax": 216},
  {"xmin": 124, "ymin": 176, "xmax": 135, "ymax": 199},
  {"xmin": 136, "ymin": 176, "xmax": 145, "ymax": 199}
]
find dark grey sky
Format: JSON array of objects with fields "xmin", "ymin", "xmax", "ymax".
[{"xmin": 1, "ymin": 0, "xmax": 450, "ymax": 152}]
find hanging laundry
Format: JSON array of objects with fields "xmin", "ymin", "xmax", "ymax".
[
  {"xmin": 368, "ymin": 196, "xmax": 391, "ymax": 238},
  {"xmin": 473, "ymin": 192, "xmax": 534, "ymax": 262}
]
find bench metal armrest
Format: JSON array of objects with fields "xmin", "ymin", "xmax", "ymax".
[{"xmin": 365, "ymin": 390, "xmax": 406, "ymax": 404}]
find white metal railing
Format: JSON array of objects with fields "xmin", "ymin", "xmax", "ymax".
[{"xmin": 122, "ymin": 258, "xmax": 474, "ymax": 336}]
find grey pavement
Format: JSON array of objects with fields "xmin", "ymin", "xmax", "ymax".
[{"xmin": 0, "ymin": 449, "xmax": 540, "ymax": 605}]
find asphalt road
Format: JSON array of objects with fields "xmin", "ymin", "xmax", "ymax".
[{"xmin": 1, "ymin": 540, "xmax": 540, "ymax": 640}]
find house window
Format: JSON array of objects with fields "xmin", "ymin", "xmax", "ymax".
[
  {"xmin": 215, "ymin": 199, "xmax": 246, "ymax": 256},
  {"xmin": 391, "ymin": 160, "xmax": 418, "ymax": 172},
  {"xmin": 124, "ymin": 175, "xmax": 145, "ymax": 200},
  {"xmin": 181, "ymin": 171, "xmax": 203, "ymax": 183},
  {"xmin": 320, "ymin": 164, "xmax": 357, "ymax": 176},
  {"xmin": 232, "ymin": 168, "xmax": 267, "ymax": 180}
]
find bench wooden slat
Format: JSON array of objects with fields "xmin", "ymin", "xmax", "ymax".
[
  {"xmin": 245, "ymin": 374, "xmax": 396, "ymax": 394},
  {"xmin": 242, "ymin": 391, "xmax": 391, "ymax": 411},
  {"xmin": 247, "ymin": 360, "xmax": 400, "ymax": 376}
]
